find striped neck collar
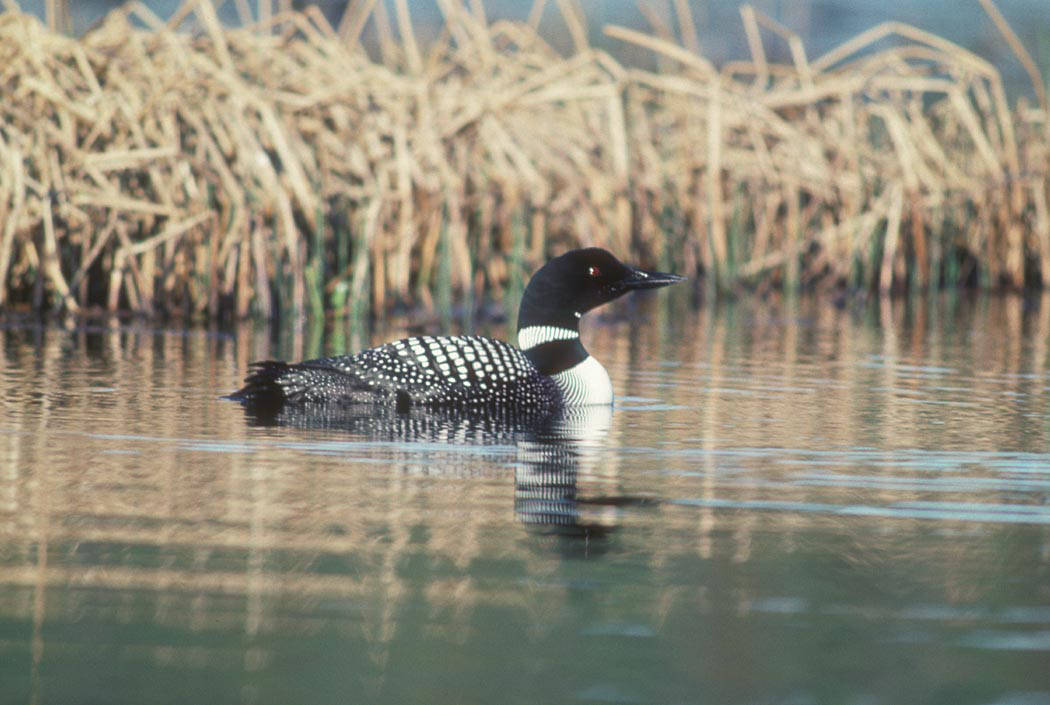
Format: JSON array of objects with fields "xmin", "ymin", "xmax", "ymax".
[
  {"xmin": 517, "ymin": 325, "xmax": 579, "ymax": 351},
  {"xmin": 517, "ymin": 325, "xmax": 586, "ymax": 376}
]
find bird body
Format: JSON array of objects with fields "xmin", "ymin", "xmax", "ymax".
[
  {"xmin": 237, "ymin": 335, "xmax": 563, "ymax": 412},
  {"xmin": 230, "ymin": 248, "xmax": 683, "ymax": 412}
]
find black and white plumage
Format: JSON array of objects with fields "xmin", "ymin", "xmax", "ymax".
[
  {"xmin": 237, "ymin": 335, "xmax": 561, "ymax": 412},
  {"xmin": 229, "ymin": 248, "xmax": 684, "ymax": 413}
]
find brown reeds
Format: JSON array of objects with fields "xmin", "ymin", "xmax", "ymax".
[{"xmin": 0, "ymin": 1, "xmax": 1047, "ymax": 318}]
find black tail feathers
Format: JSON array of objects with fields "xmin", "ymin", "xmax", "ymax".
[{"xmin": 225, "ymin": 360, "xmax": 291, "ymax": 406}]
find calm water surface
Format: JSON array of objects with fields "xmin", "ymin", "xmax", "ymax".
[{"xmin": 1, "ymin": 292, "xmax": 1049, "ymax": 705}]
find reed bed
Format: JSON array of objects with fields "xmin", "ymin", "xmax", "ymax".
[{"xmin": 0, "ymin": 0, "xmax": 1047, "ymax": 318}]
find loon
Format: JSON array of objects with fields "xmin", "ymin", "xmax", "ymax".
[{"xmin": 229, "ymin": 248, "xmax": 684, "ymax": 412}]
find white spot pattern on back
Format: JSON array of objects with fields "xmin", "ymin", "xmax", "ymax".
[{"xmin": 277, "ymin": 335, "xmax": 564, "ymax": 409}]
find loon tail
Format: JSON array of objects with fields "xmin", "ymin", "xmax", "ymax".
[
  {"xmin": 227, "ymin": 359, "xmax": 406, "ymax": 411},
  {"xmin": 226, "ymin": 360, "xmax": 293, "ymax": 406}
]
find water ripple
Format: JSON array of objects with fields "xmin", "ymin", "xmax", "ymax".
[{"xmin": 671, "ymin": 497, "xmax": 1050, "ymax": 524}]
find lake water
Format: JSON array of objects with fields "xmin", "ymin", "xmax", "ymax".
[{"xmin": 1, "ymin": 291, "xmax": 1049, "ymax": 705}]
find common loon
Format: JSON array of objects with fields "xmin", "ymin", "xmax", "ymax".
[{"xmin": 229, "ymin": 248, "xmax": 684, "ymax": 411}]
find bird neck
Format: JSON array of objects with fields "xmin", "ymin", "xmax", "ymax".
[
  {"xmin": 515, "ymin": 279, "xmax": 613, "ymax": 404},
  {"xmin": 516, "ymin": 283, "xmax": 582, "ymax": 333}
]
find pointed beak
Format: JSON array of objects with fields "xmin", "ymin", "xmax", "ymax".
[{"xmin": 621, "ymin": 267, "xmax": 686, "ymax": 290}]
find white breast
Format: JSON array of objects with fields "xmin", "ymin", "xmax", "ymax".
[{"xmin": 550, "ymin": 355, "xmax": 613, "ymax": 405}]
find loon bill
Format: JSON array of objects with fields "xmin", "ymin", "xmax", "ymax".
[{"xmin": 228, "ymin": 248, "xmax": 685, "ymax": 411}]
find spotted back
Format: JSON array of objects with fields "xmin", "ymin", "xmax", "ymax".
[{"xmin": 298, "ymin": 335, "xmax": 562, "ymax": 410}]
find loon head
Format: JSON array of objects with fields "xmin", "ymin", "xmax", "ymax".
[{"xmin": 517, "ymin": 248, "xmax": 685, "ymax": 332}]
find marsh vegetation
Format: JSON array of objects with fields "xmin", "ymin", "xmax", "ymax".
[{"xmin": 0, "ymin": 0, "xmax": 1047, "ymax": 318}]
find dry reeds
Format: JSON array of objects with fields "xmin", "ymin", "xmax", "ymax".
[{"xmin": 0, "ymin": 1, "xmax": 1047, "ymax": 318}]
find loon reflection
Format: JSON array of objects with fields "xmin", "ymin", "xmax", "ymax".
[
  {"xmin": 514, "ymin": 405, "xmax": 626, "ymax": 544},
  {"xmin": 239, "ymin": 402, "xmax": 651, "ymax": 542}
]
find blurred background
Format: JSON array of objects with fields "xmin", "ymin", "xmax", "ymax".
[{"xmin": 20, "ymin": 0, "xmax": 1050, "ymax": 96}]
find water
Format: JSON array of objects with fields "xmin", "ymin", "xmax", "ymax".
[{"xmin": 1, "ymin": 292, "xmax": 1049, "ymax": 705}]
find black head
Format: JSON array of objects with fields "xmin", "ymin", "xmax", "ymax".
[{"xmin": 517, "ymin": 248, "xmax": 685, "ymax": 331}]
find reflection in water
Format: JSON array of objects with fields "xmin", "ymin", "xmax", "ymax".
[
  {"xmin": 238, "ymin": 395, "xmax": 627, "ymax": 542},
  {"xmin": 513, "ymin": 406, "xmax": 615, "ymax": 539},
  {"xmin": 1, "ymin": 293, "xmax": 1050, "ymax": 705},
  {"xmin": 512, "ymin": 405, "xmax": 660, "ymax": 547}
]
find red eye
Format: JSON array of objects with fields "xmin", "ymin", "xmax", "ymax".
[{"xmin": 587, "ymin": 265, "xmax": 601, "ymax": 277}]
